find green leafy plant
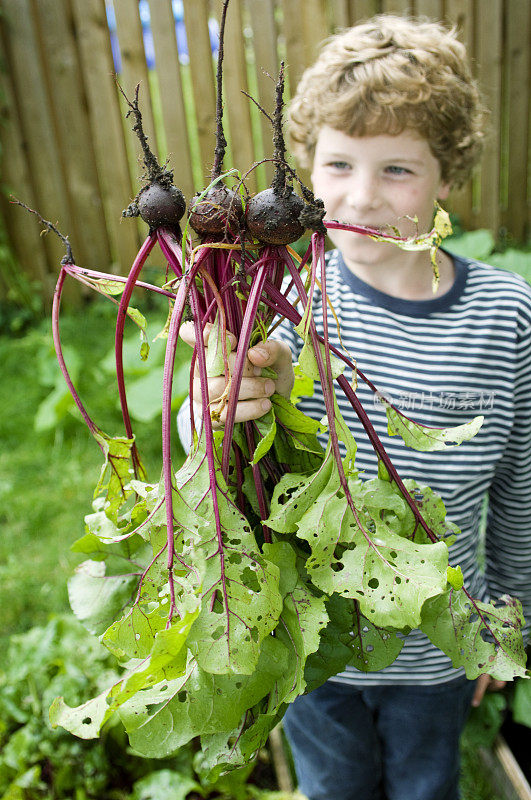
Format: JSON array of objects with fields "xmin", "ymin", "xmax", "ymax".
[
  {"xmin": 0, "ymin": 616, "xmax": 305, "ymax": 800},
  {"xmin": 445, "ymin": 229, "xmax": 531, "ymax": 284}
]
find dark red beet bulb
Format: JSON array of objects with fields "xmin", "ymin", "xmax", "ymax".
[
  {"xmin": 188, "ymin": 184, "xmax": 243, "ymax": 236},
  {"xmin": 137, "ymin": 182, "xmax": 186, "ymax": 230},
  {"xmin": 246, "ymin": 187, "xmax": 305, "ymax": 245}
]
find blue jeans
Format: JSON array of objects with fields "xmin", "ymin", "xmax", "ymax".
[{"xmin": 283, "ymin": 677, "xmax": 476, "ymax": 800}]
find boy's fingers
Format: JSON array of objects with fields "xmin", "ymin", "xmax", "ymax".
[
  {"xmin": 194, "ymin": 353, "xmax": 257, "ymax": 378},
  {"xmin": 214, "ymin": 397, "xmax": 272, "ymax": 425},
  {"xmin": 247, "ymin": 339, "xmax": 287, "ymax": 367},
  {"xmin": 193, "ymin": 376, "xmax": 276, "ymax": 404},
  {"xmin": 180, "ymin": 321, "xmax": 207, "ymax": 347},
  {"xmin": 471, "ymin": 674, "xmax": 506, "ymax": 707},
  {"xmin": 180, "ymin": 321, "xmax": 237, "ymax": 350}
]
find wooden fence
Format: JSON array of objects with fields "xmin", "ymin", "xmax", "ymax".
[{"xmin": 0, "ymin": 0, "xmax": 529, "ymax": 308}]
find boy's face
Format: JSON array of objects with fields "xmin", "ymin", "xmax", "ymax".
[{"xmin": 311, "ymin": 127, "xmax": 450, "ymax": 271}]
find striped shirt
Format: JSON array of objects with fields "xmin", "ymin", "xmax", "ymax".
[
  {"xmin": 275, "ymin": 248, "xmax": 531, "ymax": 685},
  {"xmin": 177, "ymin": 248, "xmax": 531, "ymax": 685}
]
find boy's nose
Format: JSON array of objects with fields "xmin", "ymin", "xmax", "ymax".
[{"xmin": 345, "ymin": 176, "xmax": 381, "ymax": 212}]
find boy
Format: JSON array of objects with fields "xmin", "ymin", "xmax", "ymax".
[{"xmin": 180, "ymin": 15, "xmax": 531, "ymax": 800}]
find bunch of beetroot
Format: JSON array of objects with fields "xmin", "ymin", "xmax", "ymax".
[{"xmin": 20, "ymin": 0, "xmax": 525, "ymax": 778}]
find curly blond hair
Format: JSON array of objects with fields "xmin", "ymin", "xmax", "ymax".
[{"xmin": 288, "ymin": 15, "xmax": 486, "ymax": 186}]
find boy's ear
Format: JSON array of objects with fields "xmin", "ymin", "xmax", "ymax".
[{"xmin": 437, "ymin": 182, "xmax": 451, "ymax": 201}]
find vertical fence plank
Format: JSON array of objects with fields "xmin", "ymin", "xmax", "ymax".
[
  {"xmin": 351, "ymin": 0, "xmax": 379, "ymax": 23},
  {"xmin": 148, "ymin": 0, "xmax": 195, "ymax": 200},
  {"xmin": 382, "ymin": 0, "xmax": 411, "ymax": 13},
  {"xmin": 32, "ymin": 0, "xmax": 111, "ymax": 271},
  {"xmin": 503, "ymin": 0, "xmax": 530, "ymax": 239},
  {"xmin": 112, "ymin": 0, "xmax": 159, "ymax": 191},
  {"xmin": 70, "ymin": 0, "xmax": 139, "ymax": 273},
  {"xmin": 280, "ymin": 0, "xmax": 306, "ymax": 93},
  {"xmin": 475, "ymin": 0, "xmax": 503, "ymax": 234},
  {"xmin": 330, "ymin": 0, "xmax": 350, "ymax": 29},
  {"xmin": 0, "ymin": 0, "xmax": 75, "ymax": 276},
  {"xmin": 303, "ymin": 0, "xmax": 330, "ymax": 63},
  {"xmin": 219, "ymin": 0, "xmax": 257, "ymax": 192},
  {"xmin": 0, "ymin": 33, "xmax": 48, "ymax": 300},
  {"xmin": 444, "ymin": 0, "xmax": 474, "ymax": 230},
  {"xmin": 248, "ymin": 0, "xmax": 278, "ymax": 186},
  {"xmin": 182, "ymin": 0, "xmax": 217, "ymax": 182},
  {"xmin": 414, "ymin": 0, "xmax": 443, "ymax": 17}
]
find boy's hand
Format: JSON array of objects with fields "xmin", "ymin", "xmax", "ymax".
[
  {"xmin": 180, "ymin": 322, "xmax": 295, "ymax": 427},
  {"xmin": 471, "ymin": 674, "xmax": 506, "ymax": 707}
]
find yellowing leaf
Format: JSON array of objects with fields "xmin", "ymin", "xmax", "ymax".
[{"xmin": 94, "ymin": 278, "xmax": 126, "ymax": 296}]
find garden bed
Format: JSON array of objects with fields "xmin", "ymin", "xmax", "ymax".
[{"xmin": 478, "ymin": 736, "xmax": 531, "ymax": 800}]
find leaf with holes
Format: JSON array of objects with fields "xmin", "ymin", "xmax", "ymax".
[
  {"xmin": 197, "ymin": 703, "xmax": 286, "ymax": 782},
  {"xmin": 92, "ymin": 430, "xmax": 145, "ymax": 522},
  {"xmin": 50, "ymin": 605, "xmax": 200, "ymax": 739},
  {"xmin": 174, "ymin": 435, "xmax": 284, "ymax": 675},
  {"xmin": 348, "ymin": 601, "xmax": 404, "ymax": 672},
  {"xmin": 420, "ymin": 589, "xmax": 527, "ymax": 680},
  {"xmin": 120, "ymin": 636, "xmax": 288, "ymax": 758},
  {"xmin": 385, "ymin": 404, "xmax": 483, "ymax": 452},
  {"xmin": 184, "ymin": 492, "xmax": 283, "ymax": 675},
  {"xmin": 263, "ymin": 542, "xmax": 328, "ymax": 706},
  {"xmin": 293, "ymin": 490, "xmax": 449, "ymax": 629},
  {"xmin": 303, "ymin": 594, "xmax": 360, "ymax": 692},
  {"xmin": 266, "ymin": 444, "xmax": 340, "ymax": 534},
  {"xmin": 378, "ymin": 480, "xmax": 459, "ymax": 546}
]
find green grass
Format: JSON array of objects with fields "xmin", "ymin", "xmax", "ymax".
[
  {"xmin": 461, "ymin": 735, "xmax": 505, "ymax": 800},
  {"xmin": 0, "ymin": 296, "xmax": 190, "ymax": 646}
]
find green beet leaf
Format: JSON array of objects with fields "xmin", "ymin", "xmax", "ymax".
[
  {"xmin": 251, "ymin": 408, "xmax": 277, "ymax": 464},
  {"xmin": 131, "ymin": 770, "xmax": 201, "ymax": 800},
  {"xmin": 263, "ymin": 542, "xmax": 328, "ymax": 706},
  {"xmin": 102, "ymin": 604, "xmax": 169, "ymax": 661},
  {"xmin": 512, "ymin": 676, "xmax": 531, "ymax": 727},
  {"xmin": 380, "ymin": 480, "xmax": 459, "ymax": 546},
  {"xmin": 294, "ymin": 490, "xmax": 448, "ymax": 629},
  {"xmin": 347, "ymin": 601, "xmax": 404, "ymax": 672},
  {"xmin": 174, "ymin": 435, "xmax": 284, "ymax": 675},
  {"xmin": 68, "ymin": 559, "xmax": 138, "ymax": 636},
  {"xmin": 305, "ymin": 595, "xmax": 404, "ymax": 678},
  {"xmin": 94, "ymin": 277, "xmax": 126, "ymax": 295},
  {"xmin": 385, "ymin": 404, "xmax": 483, "ymax": 451},
  {"xmin": 92, "ymin": 430, "xmax": 145, "ymax": 522},
  {"xmin": 420, "ymin": 589, "xmax": 527, "ymax": 680},
  {"xmin": 50, "ymin": 605, "xmax": 199, "ymax": 739},
  {"xmin": 120, "ymin": 637, "xmax": 288, "ymax": 758},
  {"xmin": 266, "ymin": 444, "xmax": 339, "ymax": 534},
  {"xmin": 50, "ymin": 684, "xmax": 113, "ymax": 740},
  {"xmin": 272, "ymin": 424, "xmax": 324, "ymax": 474},
  {"xmin": 271, "ymin": 394, "xmax": 323, "ymax": 435},
  {"xmin": 297, "ymin": 339, "xmax": 345, "ymax": 381},
  {"xmin": 184, "ymin": 493, "xmax": 283, "ymax": 675},
  {"xmin": 304, "ymin": 594, "xmax": 360, "ymax": 692},
  {"xmin": 197, "ymin": 702, "xmax": 286, "ymax": 782}
]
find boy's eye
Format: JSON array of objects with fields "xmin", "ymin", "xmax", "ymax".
[
  {"xmin": 385, "ymin": 165, "xmax": 412, "ymax": 176},
  {"xmin": 327, "ymin": 160, "xmax": 351, "ymax": 170}
]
